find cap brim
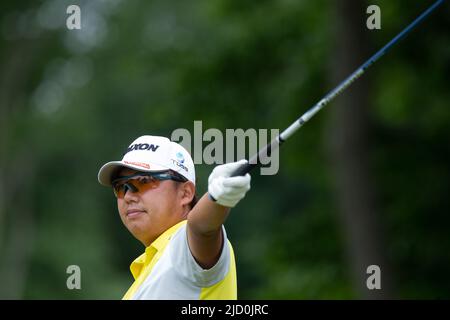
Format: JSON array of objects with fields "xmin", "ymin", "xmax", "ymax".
[{"xmin": 97, "ymin": 161, "xmax": 169, "ymax": 186}]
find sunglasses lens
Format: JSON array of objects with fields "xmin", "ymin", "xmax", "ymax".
[
  {"xmin": 113, "ymin": 183, "xmax": 128, "ymax": 198},
  {"xmin": 136, "ymin": 176, "xmax": 159, "ymax": 193},
  {"xmin": 113, "ymin": 176, "xmax": 160, "ymax": 198}
]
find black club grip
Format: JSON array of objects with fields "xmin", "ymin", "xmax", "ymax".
[
  {"xmin": 230, "ymin": 161, "xmax": 258, "ymax": 177},
  {"xmin": 229, "ymin": 136, "xmax": 283, "ymax": 177}
]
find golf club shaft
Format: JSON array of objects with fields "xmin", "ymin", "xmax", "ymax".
[{"xmin": 231, "ymin": 0, "xmax": 445, "ymax": 177}]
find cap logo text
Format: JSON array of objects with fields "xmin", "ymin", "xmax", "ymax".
[{"xmin": 125, "ymin": 143, "xmax": 160, "ymax": 154}]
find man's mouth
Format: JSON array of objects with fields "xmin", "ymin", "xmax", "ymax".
[{"xmin": 126, "ymin": 209, "xmax": 146, "ymax": 218}]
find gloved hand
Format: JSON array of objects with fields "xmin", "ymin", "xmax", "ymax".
[{"xmin": 208, "ymin": 159, "xmax": 251, "ymax": 208}]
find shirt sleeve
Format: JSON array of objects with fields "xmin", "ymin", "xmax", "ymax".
[{"xmin": 168, "ymin": 224, "xmax": 231, "ymax": 288}]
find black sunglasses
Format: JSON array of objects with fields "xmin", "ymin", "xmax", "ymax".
[{"xmin": 111, "ymin": 171, "xmax": 187, "ymax": 198}]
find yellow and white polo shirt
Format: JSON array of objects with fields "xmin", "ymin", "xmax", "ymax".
[{"xmin": 122, "ymin": 220, "xmax": 237, "ymax": 300}]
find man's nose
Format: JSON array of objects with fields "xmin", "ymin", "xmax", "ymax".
[{"xmin": 123, "ymin": 183, "xmax": 139, "ymax": 202}]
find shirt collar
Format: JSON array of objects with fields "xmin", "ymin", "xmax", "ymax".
[{"xmin": 130, "ymin": 220, "xmax": 187, "ymax": 279}]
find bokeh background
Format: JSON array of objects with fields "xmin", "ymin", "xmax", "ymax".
[{"xmin": 0, "ymin": 0, "xmax": 449, "ymax": 299}]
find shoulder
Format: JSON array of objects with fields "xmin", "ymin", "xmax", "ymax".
[{"xmin": 168, "ymin": 224, "xmax": 234, "ymax": 287}]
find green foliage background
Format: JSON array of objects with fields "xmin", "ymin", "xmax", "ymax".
[{"xmin": 0, "ymin": 0, "xmax": 448, "ymax": 299}]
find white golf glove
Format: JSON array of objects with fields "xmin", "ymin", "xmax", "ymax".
[{"xmin": 208, "ymin": 159, "xmax": 251, "ymax": 208}]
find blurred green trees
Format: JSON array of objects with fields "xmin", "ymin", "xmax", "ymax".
[{"xmin": 0, "ymin": 0, "xmax": 449, "ymax": 299}]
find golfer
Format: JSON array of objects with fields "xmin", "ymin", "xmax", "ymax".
[{"xmin": 97, "ymin": 135, "xmax": 251, "ymax": 299}]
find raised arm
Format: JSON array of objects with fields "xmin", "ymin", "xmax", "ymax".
[{"xmin": 186, "ymin": 160, "xmax": 251, "ymax": 269}]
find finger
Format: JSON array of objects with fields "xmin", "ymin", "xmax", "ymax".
[{"xmin": 222, "ymin": 175, "xmax": 250, "ymax": 188}]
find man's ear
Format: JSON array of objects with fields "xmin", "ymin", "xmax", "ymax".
[{"xmin": 179, "ymin": 181, "xmax": 195, "ymax": 207}]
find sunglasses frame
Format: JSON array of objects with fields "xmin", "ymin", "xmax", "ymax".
[{"xmin": 111, "ymin": 170, "xmax": 187, "ymax": 198}]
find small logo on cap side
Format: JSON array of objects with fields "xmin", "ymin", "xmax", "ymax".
[
  {"xmin": 176, "ymin": 152, "xmax": 185, "ymax": 164},
  {"xmin": 171, "ymin": 153, "xmax": 188, "ymax": 173},
  {"xmin": 124, "ymin": 161, "xmax": 151, "ymax": 169}
]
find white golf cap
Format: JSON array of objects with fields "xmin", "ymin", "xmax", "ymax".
[{"xmin": 98, "ymin": 135, "xmax": 195, "ymax": 186}]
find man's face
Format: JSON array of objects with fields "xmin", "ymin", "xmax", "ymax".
[{"xmin": 115, "ymin": 168, "xmax": 184, "ymax": 246}]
